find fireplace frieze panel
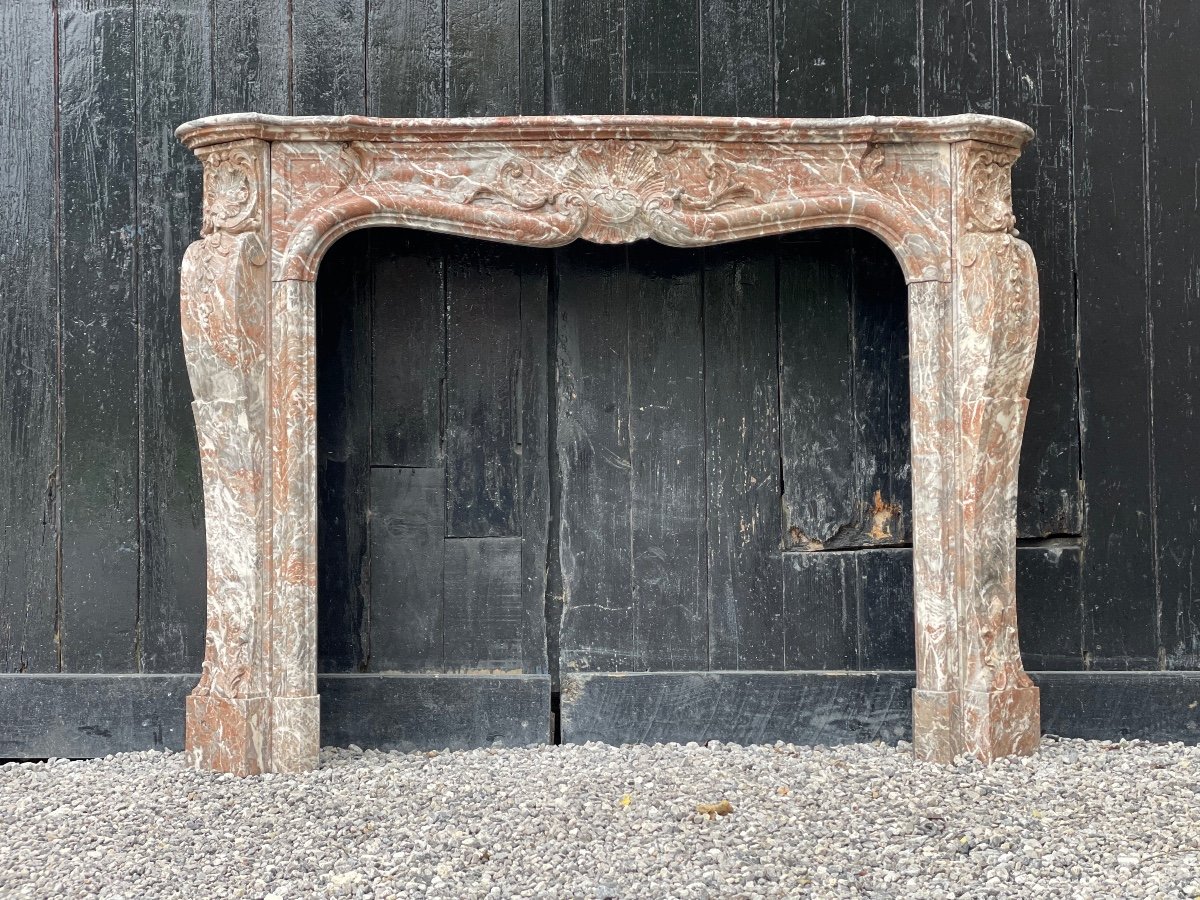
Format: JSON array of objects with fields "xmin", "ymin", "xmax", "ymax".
[{"xmin": 267, "ymin": 137, "xmax": 955, "ymax": 283}]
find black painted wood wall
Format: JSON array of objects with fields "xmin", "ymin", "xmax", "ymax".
[{"xmin": 2, "ymin": 0, "xmax": 1199, "ymax": 756}]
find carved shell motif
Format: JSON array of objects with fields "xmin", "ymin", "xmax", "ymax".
[
  {"xmin": 200, "ymin": 145, "xmax": 262, "ymax": 237},
  {"xmin": 463, "ymin": 142, "xmax": 760, "ymax": 243},
  {"xmin": 964, "ymin": 149, "xmax": 1019, "ymax": 236}
]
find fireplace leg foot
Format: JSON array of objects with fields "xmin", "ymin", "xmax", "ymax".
[
  {"xmin": 961, "ymin": 685, "xmax": 1041, "ymax": 763},
  {"xmin": 912, "ymin": 686, "xmax": 1040, "ymax": 763},
  {"xmin": 269, "ymin": 695, "xmax": 321, "ymax": 773},
  {"xmin": 185, "ymin": 693, "xmax": 269, "ymax": 776}
]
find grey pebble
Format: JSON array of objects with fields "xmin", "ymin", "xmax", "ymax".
[{"xmin": 0, "ymin": 738, "xmax": 1198, "ymax": 899}]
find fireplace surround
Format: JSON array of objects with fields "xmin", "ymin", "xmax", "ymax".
[{"xmin": 177, "ymin": 113, "xmax": 1041, "ymax": 775}]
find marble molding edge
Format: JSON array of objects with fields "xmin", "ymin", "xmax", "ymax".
[{"xmin": 178, "ymin": 114, "xmax": 1041, "ymax": 774}]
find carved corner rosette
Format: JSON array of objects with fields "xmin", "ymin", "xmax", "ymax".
[
  {"xmin": 458, "ymin": 141, "xmax": 762, "ymax": 245},
  {"xmin": 181, "ymin": 139, "xmax": 272, "ymax": 701}
]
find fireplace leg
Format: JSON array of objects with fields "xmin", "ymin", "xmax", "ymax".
[{"xmin": 906, "ymin": 143, "xmax": 1042, "ymax": 761}]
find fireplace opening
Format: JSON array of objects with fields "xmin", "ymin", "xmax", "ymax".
[{"xmin": 313, "ymin": 225, "xmax": 911, "ymax": 747}]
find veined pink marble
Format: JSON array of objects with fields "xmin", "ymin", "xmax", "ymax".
[{"xmin": 177, "ymin": 113, "xmax": 1042, "ymax": 774}]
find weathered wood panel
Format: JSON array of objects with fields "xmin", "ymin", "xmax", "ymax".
[
  {"xmin": 316, "ymin": 232, "xmax": 373, "ymax": 672},
  {"xmin": 4, "ymin": 671, "xmax": 1196, "ymax": 759},
  {"xmin": 135, "ymin": 0, "xmax": 210, "ymax": 673},
  {"xmin": 562, "ymin": 671, "xmax": 916, "ymax": 746},
  {"xmin": 1073, "ymin": 0, "xmax": 1157, "ymax": 669},
  {"xmin": 1147, "ymin": 0, "xmax": 1200, "ymax": 669},
  {"xmin": 1016, "ymin": 542, "xmax": 1083, "ymax": 670},
  {"xmin": 547, "ymin": 0, "xmax": 624, "ymax": 115},
  {"xmin": 319, "ymin": 674, "xmax": 553, "ymax": 751},
  {"xmin": 847, "ymin": 233, "xmax": 911, "ymax": 547},
  {"xmin": 446, "ymin": 0, "xmax": 523, "ymax": 117},
  {"xmin": 627, "ymin": 245, "xmax": 707, "ymax": 670},
  {"xmin": 368, "ymin": 0, "xmax": 443, "ymax": 117},
  {"xmin": 58, "ymin": 0, "xmax": 140, "ymax": 673},
  {"xmin": 922, "ymin": 0, "xmax": 994, "ymax": 117},
  {"xmin": 291, "ymin": 0, "xmax": 365, "ymax": 116},
  {"xmin": 517, "ymin": 253, "xmax": 551, "ymax": 675},
  {"xmin": 555, "ymin": 245, "xmax": 636, "ymax": 672},
  {"xmin": 369, "ymin": 467, "xmax": 445, "ymax": 672},
  {"xmin": 625, "ymin": 0, "xmax": 700, "ymax": 114},
  {"xmin": 371, "ymin": 233, "xmax": 446, "ymax": 469},
  {"xmin": 846, "ymin": 0, "xmax": 920, "ymax": 116},
  {"xmin": 445, "ymin": 243, "xmax": 522, "ymax": 538},
  {"xmin": 783, "ymin": 553, "xmax": 858, "ymax": 670},
  {"xmin": 443, "ymin": 538, "xmax": 526, "ymax": 672},
  {"xmin": 0, "ymin": 3, "xmax": 59, "ymax": 674},
  {"xmin": 779, "ymin": 239, "xmax": 856, "ymax": 550},
  {"xmin": 699, "ymin": 0, "xmax": 771, "ymax": 117},
  {"xmin": 995, "ymin": 0, "xmax": 1081, "ymax": 539},
  {"xmin": 560, "ymin": 671, "xmax": 1200, "ymax": 747},
  {"xmin": 775, "ymin": 0, "xmax": 844, "ymax": 118},
  {"xmin": 705, "ymin": 243, "xmax": 784, "ymax": 669},
  {"xmin": 0, "ymin": 675, "xmax": 192, "ymax": 758},
  {"xmin": 211, "ymin": 0, "xmax": 289, "ymax": 114},
  {"xmin": 0, "ymin": 674, "xmax": 553, "ymax": 758}
]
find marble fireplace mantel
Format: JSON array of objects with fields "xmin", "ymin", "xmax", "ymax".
[{"xmin": 177, "ymin": 113, "xmax": 1042, "ymax": 775}]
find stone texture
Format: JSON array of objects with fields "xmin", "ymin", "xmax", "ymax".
[{"xmin": 177, "ymin": 113, "xmax": 1042, "ymax": 773}]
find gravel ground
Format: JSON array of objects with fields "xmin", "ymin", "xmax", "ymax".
[{"xmin": 1, "ymin": 737, "xmax": 1198, "ymax": 899}]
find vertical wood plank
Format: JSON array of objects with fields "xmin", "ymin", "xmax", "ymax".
[
  {"xmin": 1016, "ymin": 543, "xmax": 1084, "ymax": 670},
  {"xmin": 444, "ymin": 538, "xmax": 525, "ymax": 672},
  {"xmin": 779, "ymin": 239, "xmax": 856, "ymax": 550},
  {"xmin": 371, "ymin": 233, "xmax": 446, "ymax": 469},
  {"xmin": 211, "ymin": 0, "xmax": 290, "ymax": 114},
  {"xmin": 848, "ymin": 232, "xmax": 912, "ymax": 546},
  {"xmin": 775, "ymin": 0, "xmax": 845, "ymax": 117},
  {"xmin": 446, "ymin": 0, "xmax": 522, "ymax": 116},
  {"xmin": 58, "ymin": 0, "xmax": 139, "ymax": 672},
  {"xmin": 782, "ymin": 553, "xmax": 857, "ymax": 670},
  {"xmin": 995, "ymin": 0, "xmax": 1082, "ymax": 538},
  {"xmin": 445, "ymin": 242, "xmax": 522, "ymax": 537},
  {"xmin": 368, "ymin": 0, "xmax": 444, "ymax": 117},
  {"xmin": 292, "ymin": 0, "xmax": 366, "ymax": 115},
  {"xmin": 517, "ymin": 0, "xmax": 546, "ymax": 114},
  {"xmin": 518, "ymin": 253, "xmax": 551, "ymax": 674},
  {"xmin": 1073, "ymin": 0, "xmax": 1157, "ymax": 668},
  {"xmin": 316, "ymin": 231, "xmax": 373, "ymax": 672},
  {"xmin": 555, "ymin": 245, "xmax": 635, "ymax": 672},
  {"xmin": 547, "ymin": 0, "xmax": 624, "ymax": 114},
  {"xmin": 547, "ymin": 8, "xmax": 625, "ymax": 676},
  {"xmin": 1146, "ymin": 0, "xmax": 1200, "ymax": 669},
  {"xmin": 134, "ymin": 0, "xmax": 211, "ymax": 672},
  {"xmin": 845, "ymin": 0, "xmax": 921, "ymax": 115},
  {"xmin": 922, "ymin": 0, "xmax": 995, "ymax": 115},
  {"xmin": 705, "ymin": 243, "xmax": 784, "ymax": 669},
  {"xmin": 627, "ymin": 244, "xmax": 707, "ymax": 671},
  {"xmin": 625, "ymin": 0, "xmax": 700, "ymax": 114},
  {"xmin": 857, "ymin": 547, "xmax": 915, "ymax": 668},
  {"xmin": 0, "ymin": 3, "xmax": 59, "ymax": 673},
  {"xmin": 369, "ymin": 467, "xmax": 445, "ymax": 671},
  {"xmin": 700, "ymin": 0, "xmax": 771, "ymax": 116}
]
